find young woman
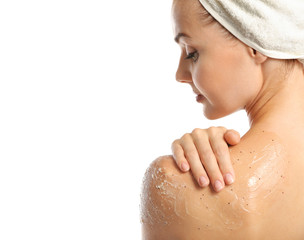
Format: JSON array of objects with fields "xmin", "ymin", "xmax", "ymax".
[{"xmin": 141, "ymin": 0, "xmax": 304, "ymax": 239}]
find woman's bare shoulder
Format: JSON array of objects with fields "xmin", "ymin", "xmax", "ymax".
[
  {"xmin": 140, "ymin": 130, "xmax": 289, "ymax": 239},
  {"xmin": 141, "ymin": 154, "xmax": 254, "ymax": 239}
]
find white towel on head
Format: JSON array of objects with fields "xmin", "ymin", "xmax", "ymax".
[{"xmin": 198, "ymin": 0, "xmax": 304, "ymax": 67}]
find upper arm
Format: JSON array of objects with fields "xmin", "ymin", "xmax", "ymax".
[
  {"xmin": 140, "ymin": 155, "xmax": 183, "ymax": 240},
  {"xmin": 140, "ymin": 155, "xmax": 246, "ymax": 240}
]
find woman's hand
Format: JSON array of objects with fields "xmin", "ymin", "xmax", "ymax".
[{"xmin": 171, "ymin": 127, "xmax": 240, "ymax": 192}]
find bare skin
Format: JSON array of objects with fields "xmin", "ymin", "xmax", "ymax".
[
  {"xmin": 171, "ymin": 127, "xmax": 241, "ymax": 192},
  {"xmin": 141, "ymin": 127, "xmax": 304, "ymax": 239},
  {"xmin": 141, "ymin": 0, "xmax": 304, "ymax": 239}
]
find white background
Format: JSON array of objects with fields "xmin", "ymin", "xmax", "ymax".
[{"xmin": 0, "ymin": 0, "xmax": 249, "ymax": 239}]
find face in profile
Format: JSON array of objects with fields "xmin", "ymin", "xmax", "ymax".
[{"xmin": 171, "ymin": 0, "xmax": 263, "ymax": 120}]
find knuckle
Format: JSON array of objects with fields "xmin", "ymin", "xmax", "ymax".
[
  {"xmin": 214, "ymin": 143, "xmax": 228, "ymax": 156},
  {"xmin": 207, "ymin": 126, "xmax": 218, "ymax": 136},
  {"xmin": 181, "ymin": 133, "xmax": 191, "ymax": 140},
  {"xmin": 219, "ymin": 126, "xmax": 227, "ymax": 132},
  {"xmin": 171, "ymin": 139, "xmax": 179, "ymax": 147},
  {"xmin": 214, "ymin": 148, "xmax": 226, "ymax": 158},
  {"xmin": 191, "ymin": 128, "xmax": 201, "ymax": 135},
  {"xmin": 201, "ymin": 149, "xmax": 215, "ymax": 161},
  {"xmin": 191, "ymin": 128, "xmax": 208, "ymax": 139},
  {"xmin": 208, "ymin": 126, "xmax": 226, "ymax": 136},
  {"xmin": 208, "ymin": 126, "xmax": 216, "ymax": 132}
]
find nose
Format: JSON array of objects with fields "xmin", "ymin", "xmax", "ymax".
[{"xmin": 175, "ymin": 56, "xmax": 192, "ymax": 84}]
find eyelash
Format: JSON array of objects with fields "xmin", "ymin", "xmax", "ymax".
[{"xmin": 185, "ymin": 51, "xmax": 199, "ymax": 63}]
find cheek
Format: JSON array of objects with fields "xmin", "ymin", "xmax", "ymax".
[
  {"xmin": 192, "ymin": 58, "xmax": 231, "ymax": 97},
  {"xmin": 192, "ymin": 54, "xmax": 260, "ymax": 108}
]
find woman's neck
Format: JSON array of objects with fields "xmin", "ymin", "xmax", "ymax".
[{"xmin": 245, "ymin": 62, "xmax": 304, "ymax": 134}]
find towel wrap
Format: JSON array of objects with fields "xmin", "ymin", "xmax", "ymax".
[{"xmin": 198, "ymin": 0, "xmax": 304, "ymax": 67}]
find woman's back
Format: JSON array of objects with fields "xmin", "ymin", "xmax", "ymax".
[
  {"xmin": 141, "ymin": 127, "xmax": 304, "ymax": 239},
  {"xmin": 228, "ymin": 128, "xmax": 304, "ymax": 239}
]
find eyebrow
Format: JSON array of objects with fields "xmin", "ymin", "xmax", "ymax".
[{"xmin": 174, "ymin": 32, "xmax": 190, "ymax": 43}]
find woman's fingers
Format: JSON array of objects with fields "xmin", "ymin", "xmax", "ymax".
[
  {"xmin": 208, "ymin": 129, "xmax": 235, "ymax": 186},
  {"xmin": 191, "ymin": 128, "xmax": 225, "ymax": 192},
  {"xmin": 224, "ymin": 129, "xmax": 240, "ymax": 146},
  {"xmin": 179, "ymin": 133, "xmax": 210, "ymax": 188},
  {"xmin": 171, "ymin": 139, "xmax": 190, "ymax": 172},
  {"xmin": 171, "ymin": 127, "xmax": 240, "ymax": 193}
]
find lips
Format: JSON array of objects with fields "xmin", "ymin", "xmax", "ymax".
[{"xmin": 196, "ymin": 94, "xmax": 205, "ymax": 102}]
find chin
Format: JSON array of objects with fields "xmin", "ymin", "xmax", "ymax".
[
  {"xmin": 203, "ymin": 109, "xmax": 223, "ymax": 120},
  {"xmin": 204, "ymin": 113, "xmax": 224, "ymax": 120},
  {"xmin": 203, "ymin": 105, "xmax": 233, "ymax": 120}
]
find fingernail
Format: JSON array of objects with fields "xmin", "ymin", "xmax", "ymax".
[
  {"xmin": 214, "ymin": 180, "xmax": 223, "ymax": 192},
  {"xmin": 199, "ymin": 176, "xmax": 208, "ymax": 187},
  {"xmin": 181, "ymin": 162, "xmax": 189, "ymax": 171},
  {"xmin": 225, "ymin": 173, "xmax": 234, "ymax": 184}
]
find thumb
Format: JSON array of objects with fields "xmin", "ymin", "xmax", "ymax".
[{"xmin": 224, "ymin": 129, "xmax": 240, "ymax": 146}]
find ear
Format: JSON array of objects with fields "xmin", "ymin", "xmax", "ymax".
[{"xmin": 248, "ymin": 47, "xmax": 268, "ymax": 64}]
